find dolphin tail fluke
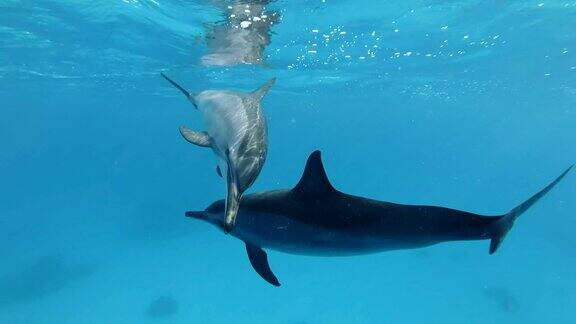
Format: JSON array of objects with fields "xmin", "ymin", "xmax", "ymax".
[
  {"xmin": 489, "ymin": 165, "xmax": 573, "ymax": 254},
  {"xmin": 252, "ymin": 78, "xmax": 276, "ymax": 101},
  {"xmin": 161, "ymin": 72, "xmax": 197, "ymax": 106}
]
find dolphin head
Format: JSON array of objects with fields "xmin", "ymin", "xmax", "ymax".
[
  {"xmin": 185, "ymin": 199, "xmax": 226, "ymax": 231},
  {"xmin": 222, "ymin": 148, "xmax": 267, "ymax": 233}
]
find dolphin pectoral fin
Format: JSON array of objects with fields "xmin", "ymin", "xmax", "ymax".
[
  {"xmin": 216, "ymin": 166, "xmax": 222, "ymax": 177},
  {"xmin": 252, "ymin": 78, "xmax": 276, "ymax": 101},
  {"xmin": 179, "ymin": 126, "xmax": 211, "ymax": 147},
  {"xmin": 245, "ymin": 243, "xmax": 280, "ymax": 287}
]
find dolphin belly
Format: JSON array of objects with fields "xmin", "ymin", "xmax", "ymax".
[
  {"xmin": 198, "ymin": 92, "xmax": 250, "ymax": 151},
  {"xmin": 232, "ymin": 212, "xmax": 440, "ymax": 256}
]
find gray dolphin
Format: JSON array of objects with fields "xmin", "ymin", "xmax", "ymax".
[
  {"xmin": 186, "ymin": 151, "xmax": 572, "ymax": 286},
  {"xmin": 162, "ymin": 73, "xmax": 275, "ymax": 233}
]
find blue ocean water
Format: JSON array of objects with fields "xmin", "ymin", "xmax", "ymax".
[{"xmin": 1, "ymin": 0, "xmax": 575, "ymax": 323}]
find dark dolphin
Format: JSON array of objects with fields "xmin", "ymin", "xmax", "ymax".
[
  {"xmin": 0, "ymin": 255, "xmax": 94, "ymax": 306},
  {"xmin": 187, "ymin": 151, "xmax": 572, "ymax": 286}
]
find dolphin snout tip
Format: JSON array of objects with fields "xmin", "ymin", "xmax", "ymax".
[
  {"xmin": 223, "ymin": 222, "xmax": 234, "ymax": 234},
  {"xmin": 185, "ymin": 211, "xmax": 204, "ymax": 219}
]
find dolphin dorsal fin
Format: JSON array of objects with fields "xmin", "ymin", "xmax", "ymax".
[
  {"xmin": 252, "ymin": 78, "xmax": 276, "ymax": 101},
  {"xmin": 292, "ymin": 151, "xmax": 336, "ymax": 196}
]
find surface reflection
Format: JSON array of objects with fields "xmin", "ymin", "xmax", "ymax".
[{"xmin": 201, "ymin": 0, "xmax": 280, "ymax": 66}]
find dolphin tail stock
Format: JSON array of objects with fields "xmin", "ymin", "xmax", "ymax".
[
  {"xmin": 252, "ymin": 77, "xmax": 276, "ymax": 101},
  {"xmin": 161, "ymin": 72, "xmax": 197, "ymax": 106},
  {"xmin": 489, "ymin": 165, "xmax": 573, "ymax": 254}
]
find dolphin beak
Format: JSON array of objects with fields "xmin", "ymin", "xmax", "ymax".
[
  {"xmin": 224, "ymin": 197, "xmax": 240, "ymax": 234},
  {"xmin": 224, "ymin": 182, "xmax": 241, "ymax": 234},
  {"xmin": 222, "ymin": 156, "xmax": 242, "ymax": 234},
  {"xmin": 185, "ymin": 211, "xmax": 206, "ymax": 220}
]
